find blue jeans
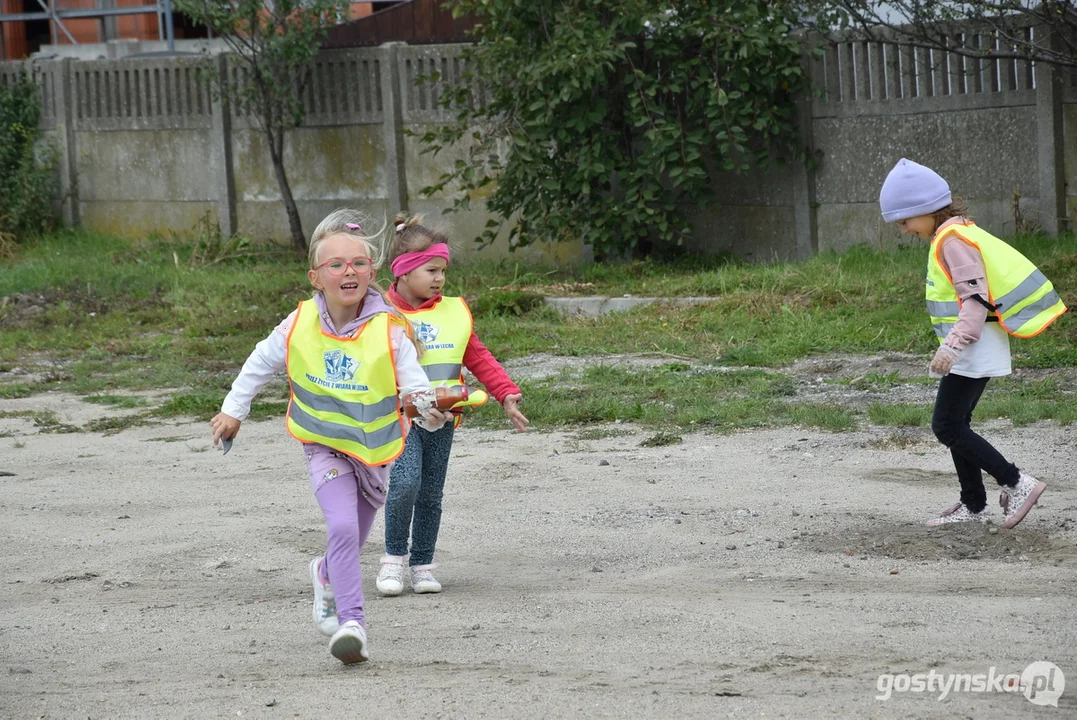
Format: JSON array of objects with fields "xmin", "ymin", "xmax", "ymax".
[{"xmin": 384, "ymin": 423, "xmax": 455, "ymax": 565}]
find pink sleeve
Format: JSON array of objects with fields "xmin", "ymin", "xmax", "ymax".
[
  {"xmin": 938, "ymin": 237, "xmax": 989, "ymax": 350},
  {"xmin": 462, "ymin": 331, "xmax": 520, "ymax": 404}
]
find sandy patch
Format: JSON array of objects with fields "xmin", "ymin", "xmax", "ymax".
[{"xmin": 1, "ymin": 390, "xmax": 1075, "ymax": 717}]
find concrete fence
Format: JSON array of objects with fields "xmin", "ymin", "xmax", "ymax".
[
  {"xmin": 1, "ymin": 30, "xmax": 1075, "ymax": 260},
  {"xmin": 0, "ymin": 44, "xmax": 549, "ymax": 261},
  {"xmin": 804, "ymin": 25, "xmax": 1075, "ymax": 252}
]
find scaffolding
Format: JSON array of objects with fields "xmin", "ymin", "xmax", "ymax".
[{"xmin": 0, "ymin": 0, "xmax": 176, "ymax": 57}]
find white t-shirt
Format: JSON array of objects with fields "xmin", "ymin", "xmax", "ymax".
[{"xmin": 951, "ymin": 322, "xmax": 1011, "ymax": 379}]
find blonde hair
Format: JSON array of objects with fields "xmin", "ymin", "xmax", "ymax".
[
  {"xmin": 388, "ymin": 212, "xmax": 453, "ymax": 266},
  {"xmin": 308, "ymin": 208, "xmax": 390, "ymax": 270},
  {"xmin": 308, "ymin": 208, "xmax": 424, "ymax": 355}
]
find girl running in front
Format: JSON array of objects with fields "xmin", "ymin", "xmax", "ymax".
[{"xmin": 210, "ymin": 209, "xmax": 449, "ymax": 664}]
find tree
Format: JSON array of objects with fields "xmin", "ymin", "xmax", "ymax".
[
  {"xmin": 175, "ymin": 0, "xmax": 351, "ymax": 253},
  {"xmin": 808, "ymin": 0, "xmax": 1077, "ymax": 68},
  {"xmin": 419, "ymin": 0, "xmax": 813, "ymax": 259}
]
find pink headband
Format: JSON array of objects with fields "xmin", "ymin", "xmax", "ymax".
[{"xmin": 390, "ymin": 243, "xmax": 450, "ymax": 278}]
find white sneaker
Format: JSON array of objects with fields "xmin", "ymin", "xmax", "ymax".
[
  {"xmin": 1000, "ymin": 472, "xmax": 1046, "ymax": 529},
  {"xmin": 410, "ymin": 564, "xmax": 442, "ymax": 594},
  {"xmin": 376, "ymin": 555, "xmax": 405, "ymax": 596},
  {"xmin": 926, "ymin": 502, "xmax": 990, "ymax": 526},
  {"xmin": 329, "ymin": 620, "xmax": 369, "ymax": 665},
  {"xmin": 309, "ymin": 557, "xmax": 338, "ymax": 637}
]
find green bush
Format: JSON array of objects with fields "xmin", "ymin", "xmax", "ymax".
[
  {"xmin": 421, "ymin": 0, "xmax": 812, "ymax": 259},
  {"xmin": 0, "ymin": 76, "xmax": 61, "ymax": 240}
]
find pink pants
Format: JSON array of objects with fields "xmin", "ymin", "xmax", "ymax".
[{"xmin": 305, "ymin": 444, "xmax": 390, "ymax": 627}]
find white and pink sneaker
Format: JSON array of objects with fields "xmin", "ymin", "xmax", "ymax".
[
  {"xmin": 376, "ymin": 555, "xmax": 406, "ymax": 596},
  {"xmin": 999, "ymin": 473, "xmax": 1046, "ymax": 529},
  {"xmin": 926, "ymin": 502, "xmax": 991, "ymax": 527},
  {"xmin": 410, "ymin": 564, "xmax": 442, "ymax": 594},
  {"xmin": 309, "ymin": 557, "xmax": 338, "ymax": 637}
]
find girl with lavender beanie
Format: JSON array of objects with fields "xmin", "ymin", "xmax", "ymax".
[{"xmin": 879, "ymin": 159, "xmax": 1066, "ymax": 528}]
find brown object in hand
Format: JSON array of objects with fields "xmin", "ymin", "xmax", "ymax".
[{"xmin": 401, "ymin": 386, "xmax": 469, "ymax": 418}]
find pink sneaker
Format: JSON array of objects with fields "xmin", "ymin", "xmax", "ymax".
[
  {"xmin": 1000, "ymin": 473, "xmax": 1046, "ymax": 529},
  {"xmin": 926, "ymin": 502, "xmax": 990, "ymax": 527}
]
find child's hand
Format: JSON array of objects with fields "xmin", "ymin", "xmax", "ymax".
[
  {"xmin": 929, "ymin": 345, "xmax": 961, "ymax": 376},
  {"xmin": 502, "ymin": 394, "xmax": 529, "ymax": 433},
  {"xmin": 210, "ymin": 412, "xmax": 241, "ymax": 446},
  {"xmin": 414, "ymin": 408, "xmax": 452, "ymax": 432}
]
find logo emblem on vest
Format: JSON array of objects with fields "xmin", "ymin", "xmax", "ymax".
[
  {"xmin": 413, "ymin": 320, "xmax": 440, "ymax": 345},
  {"xmin": 324, "ymin": 349, "xmax": 358, "ymax": 382}
]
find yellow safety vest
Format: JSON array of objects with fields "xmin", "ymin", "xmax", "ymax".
[
  {"xmin": 393, "ymin": 296, "xmax": 489, "ymax": 411},
  {"xmin": 285, "ymin": 301, "xmax": 406, "ymax": 466},
  {"xmin": 927, "ymin": 223, "xmax": 1067, "ymax": 341}
]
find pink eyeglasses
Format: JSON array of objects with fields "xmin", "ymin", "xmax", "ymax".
[{"xmin": 314, "ymin": 256, "xmax": 374, "ymax": 276}]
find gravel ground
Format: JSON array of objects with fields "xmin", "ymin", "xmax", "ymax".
[{"xmin": 1, "ymin": 377, "xmax": 1075, "ymax": 719}]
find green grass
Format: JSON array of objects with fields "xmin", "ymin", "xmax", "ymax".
[
  {"xmin": 0, "ymin": 409, "xmax": 57, "ymax": 423},
  {"xmin": 784, "ymin": 403, "xmax": 856, "ymax": 432},
  {"xmin": 84, "ymin": 394, "xmax": 150, "ymax": 409},
  {"xmin": 868, "ymin": 403, "xmax": 932, "ymax": 427},
  {"xmin": 865, "ymin": 377, "xmax": 1077, "ymax": 428},
  {"xmin": 3, "ymin": 229, "xmax": 1077, "ymax": 432},
  {"xmin": 0, "ymin": 384, "xmax": 34, "ymax": 399},
  {"xmin": 465, "ymin": 238, "xmax": 1077, "ymax": 368},
  {"xmin": 464, "ymin": 364, "xmax": 852, "ymax": 433},
  {"xmin": 640, "ymin": 431, "xmax": 684, "ymax": 447},
  {"xmin": 85, "ymin": 415, "xmax": 149, "ymax": 434}
]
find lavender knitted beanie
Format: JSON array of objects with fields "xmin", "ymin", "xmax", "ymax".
[{"xmin": 879, "ymin": 158, "xmax": 952, "ymax": 222}]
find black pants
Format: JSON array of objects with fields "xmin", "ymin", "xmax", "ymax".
[{"xmin": 931, "ymin": 373, "xmax": 1020, "ymax": 513}]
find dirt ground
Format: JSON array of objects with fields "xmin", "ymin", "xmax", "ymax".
[{"xmin": 1, "ymin": 354, "xmax": 1076, "ymax": 719}]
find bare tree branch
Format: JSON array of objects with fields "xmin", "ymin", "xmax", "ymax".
[{"xmin": 807, "ymin": 0, "xmax": 1077, "ymax": 67}]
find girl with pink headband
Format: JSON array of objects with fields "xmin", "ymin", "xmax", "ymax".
[{"xmin": 376, "ymin": 214, "xmax": 530, "ymax": 597}]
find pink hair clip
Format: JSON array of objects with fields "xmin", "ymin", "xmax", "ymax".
[{"xmin": 345, "ymin": 222, "xmax": 361, "ymax": 231}]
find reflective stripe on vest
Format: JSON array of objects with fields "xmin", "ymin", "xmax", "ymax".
[
  {"xmin": 927, "ymin": 300, "xmax": 961, "ymax": 318},
  {"xmin": 290, "ymin": 382, "xmax": 399, "ymax": 424},
  {"xmin": 424, "ymin": 362, "xmax": 464, "ymax": 382},
  {"xmin": 289, "ymin": 401, "xmax": 403, "ymax": 449},
  {"xmin": 285, "ymin": 302, "xmax": 405, "ymax": 466},
  {"xmin": 394, "ymin": 296, "xmax": 489, "ymax": 410},
  {"xmin": 926, "ymin": 223, "xmax": 1067, "ymax": 340}
]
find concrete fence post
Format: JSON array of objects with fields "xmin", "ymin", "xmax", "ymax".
[
  {"xmin": 1034, "ymin": 26, "xmax": 1066, "ymax": 236},
  {"xmin": 791, "ymin": 44, "xmax": 820, "ymax": 259},
  {"xmin": 210, "ymin": 53, "xmax": 237, "ymax": 238},
  {"xmin": 379, "ymin": 42, "xmax": 408, "ymax": 215},
  {"xmin": 53, "ymin": 58, "xmax": 80, "ymax": 226}
]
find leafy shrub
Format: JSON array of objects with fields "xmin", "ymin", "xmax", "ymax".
[
  {"xmin": 421, "ymin": 0, "xmax": 812, "ymax": 259},
  {"xmin": 0, "ymin": 76, "xmax": 61, "ymax": 240}
]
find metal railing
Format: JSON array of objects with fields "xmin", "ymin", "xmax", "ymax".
[{"xmin": 0, "ymin": 0, "xmax": 176, "ymax": 55}]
